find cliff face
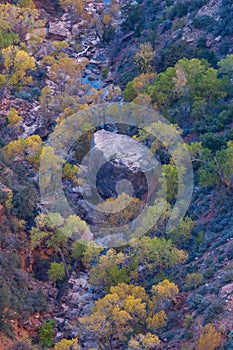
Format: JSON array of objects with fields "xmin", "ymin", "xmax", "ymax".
[
  {"xmin": 1, "ymin": 0, "xmax": 233, "ymax": 349},
  {"xmin": 111, "ymin": 0, "xmax": 233, "ymax": 86}
]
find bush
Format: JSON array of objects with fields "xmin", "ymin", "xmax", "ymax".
[
  {"xmin": 31, "ymin": 87, "xmax": 41, "ymax": 99},
  {"xmin": 203, "ymin": 267, "xmax": 215, "ymax": 279},
  {"xmin": 203, "ymin": 300, "xmax": 225, "ymax": 324},
  {"xmin": 189, "ymin": 294, "xmax": 210, "ymax": 313},
  {"xmin": 166, "ymin": 6, "xmax": 177, "ymax": 20},
  {"xmin": 14, "ymin": 90, "xmax": 33, "ymax": 101},
  {"xmin": 188, "ymin": 0, "xmax": 208, "ymax": 12},
  {"xmin": 0, "ymin": 32, "xmax": 19, "ymax": 49},
  {"xmin": 197, "ymin": 37, "xmax": 207, "ymax": 49},
  {"xmin": 176, "ymin": 2, "xmax": 189, "ymax": 17},
  {"xmin": 185, "ymin": 273, "xmax": 203, "ymax": 290},
  {"xmin": 193, "ymin": 15, "xmax": 216, "ymax": 31},
  {"xmin": 227, "ymin": 242, "xmax": 233, "ymax": 260},
  {"xmin": 48, "ymin": 262, "xmax": 66, "ymax": 282},
  {"xmin": 160, "ymin": 20, "xmax": 172, "ymax": 34},
  {"xmin": 39, "ymin": 320, "xmax": 55, "ymax": 348}
]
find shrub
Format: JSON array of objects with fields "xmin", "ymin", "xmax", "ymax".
[
  {"xmin": 14, "ymin": 90, "xmax": 33, "ymax": 101},
  {"xmin": 176, "ymin": 2, "xmax": 189, "ymax": 17},
  {"xmin": 203, "ymin": 300, "xmax": 225, "ymax": 324},
  {"xmin": 203, "ymin": 267, "xmax": 215, "ymax": 279},
  {"xmin": 160, "ymin": 20, "xmax": 172, "ymax": 34},
  {"xmin": 31, "ymin": 87, "xmax": 41, "ymax": 99},
  {"xmin": 188, "ymin": 0, "xmax": 208, "ymax": 12},
  {"xmin": 39, "ymin": 320, "xmax": 55, "ymax": 348},
  {"xmin": 197, "ymin": 324, "xmax": 221, "ymax": 350},
  {"xmin": 0, "ymin": 32, "xmax": 19, "ymax": 49},
  {"xmin": 193, "ymin": 15, "xmax": 216, "ymax": 30},
  {"xmin": 166, "ymin": 6, "xmax": 176, "ymax": 20},
  {"xmin": 227, "ymin": 242, "xmax": 233, "ymax": 260},
  {"xmin": 189, "ymin": 294, "xmax": 210, "ymax": 313},
  {"xmin": 48, "ymin": 262, "xmax": 66, "ymax": 282},
  {"xmin": 185, "ymin": 273, "xmax": 203, "ymax": 290},
  {"xmin": 197, "ymin": 38, "xmax": 207, "ymax": 50}
]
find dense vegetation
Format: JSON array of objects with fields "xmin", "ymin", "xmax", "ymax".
[{"xmin": 0, "ymin": 0, "xmax": 233, "ymax": 349}]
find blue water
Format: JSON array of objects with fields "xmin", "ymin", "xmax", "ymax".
[
  {"xmin": 82, "ymin": 75, "xmax": 103, "ymax": 89},
  {"xmin": 82, "ymin": 64, "xmax": 104, "ymax": 90}
]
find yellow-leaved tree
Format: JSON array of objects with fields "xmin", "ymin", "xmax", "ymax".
[
  {"xmin": 128, "ymin": 332, "xmax": 160, "ymax": 349},
  {"xmin": 197, "ymin": 324, "xmax": 221, "ymax": 350},
  {"xmin": 54, "ymin": 338, "xmax": 80, "ymax": 349},
  {"xmin": 3, "ymin": 135, "xmax": 43, "ymax": 169},
  {"xmin": 7, "ymin": 108, "xmax": 22, "ymax": 126},
  {"xmin": 80, "ymin": 281, "xmax": 179, "ymax": 348},
  {"xmin": 59, "ymin": 0, "xmax": 83, "ymax": 15},
  {"xmin": 0, "ymin": 46, "xmax": 36, "ymax": 102}
]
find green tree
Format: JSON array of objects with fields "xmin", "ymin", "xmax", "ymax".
[
  {"xmin": 48, "ymin": 262, "xmax": 66, "ymax": 282},
  {"xmin": 218, "ymin": 54, "xmax": 233, "ymax": 79},
  {"xmin": 146, "ymin": 58, "xmax": 226, "ymax": 123},
  {"xmin": 39, "ymin": 320, "xmax": 55, "ymax": 348},
  {"xmin": 89, "ymin": 249, "xmax": 130, "ymax": 291},
  {"xmin": 129, "ymin": 236, "xmax": 187, "ymax": 281},
  {"xmin": 215, "ymin": 140, "xmax": 233, "ymax": 191}
]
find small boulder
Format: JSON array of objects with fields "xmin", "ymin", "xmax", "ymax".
[
  {"xmin": 48, "ymin": 22, "xmax": 70, "ymax": 40},
  {"xmin": 219, "ymin": 282, "xmax": 233, "ymax": 299}
]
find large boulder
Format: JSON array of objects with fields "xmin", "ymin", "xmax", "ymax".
[
  {"xmin": 67, "ymin": 130, "xmax": 161, "ymax": 246},
  {"xmin": 85, "ymin": 129, "xmax": 159, "ymax": 202},
  {"xmin": 47, "ymin": 21, "xmax": 71, "ymax": 40}
]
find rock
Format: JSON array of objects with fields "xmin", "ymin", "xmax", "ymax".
[
  {"xmin": 48, "ymin": 22, "xmax": 71, "ymax": 40},
  {"xmin": 90, "ymin": 39, "xmax": 100, "ymax": 46},
  {"xmin": 60, "ymin": 13, "xmax": 70, "ymax": 22},
  {"xmin": 35, "ymin": 45, "xmax": 53, "ymax": 60},
  {"xmin": 72, "ymin": 21, "xmax": 86, "ymax": 36},
  {"xmin": 75, "ymin": 278, "xmax": 88, "ymax": 289},
  {"xmin": 90, "ymin": 59, "xmax": 104, "ymax": 66},
  {"xmin": 87, "ymin": 74, "xmax": 97, "ymax": 81},
  {"xmin": 215, "ymin": 35, "xmax": 222, "ymax": 42},
  {"xmin": 186, "ymin": 36, "xmax": 194, "ymax": 43},
  {"xmin": 87, "ymin": 129, "xmax": 159, "ymax": 201},
  {"xmin": 105, "ymin": 74, "xmax": 115, "ymax": 83},
  {"xmin": 70, "ymin": 292, "xmax": 81, "ymax": 303},
  {"xmin": 34, "ymin": 126, "xmax": 49, "ymax": 139},
  {"xmin": 54, "ymin": 317, "xmax": 65, "ymax": 325},
  {"xmin": 219, "ymin": 283, "xmax": 233, "ymax": 299},
  {"xmin": 206, "ymin": 39, "xmax": 212, "ymax": 48},
  {"xmin": 85, "ymin": 69, "xmax": 92, "ymax": 75},
  {"xmin": 77, "ymin": 57, "xmax": 89, "ymax": 64},
  {"xmin": 54, "ymin": 332, "xmax": 63, "ymax": 342},
  {"xmin": 86, "ymin": 50, "xmax": 93, "ymax": 57}
]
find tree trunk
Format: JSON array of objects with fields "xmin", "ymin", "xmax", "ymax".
[{"xmin": 55, "ymin": 260, "xmax": 81, "ymax": 302}]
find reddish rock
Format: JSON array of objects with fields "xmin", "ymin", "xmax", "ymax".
[{"xmin": 219, "ymin": 283, "xmax": 233, "ymax": 299}]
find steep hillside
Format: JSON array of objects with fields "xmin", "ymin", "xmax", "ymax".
[{"xmin": 0, "ymin": 0, "xmax": 233, "ymax": 349}]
